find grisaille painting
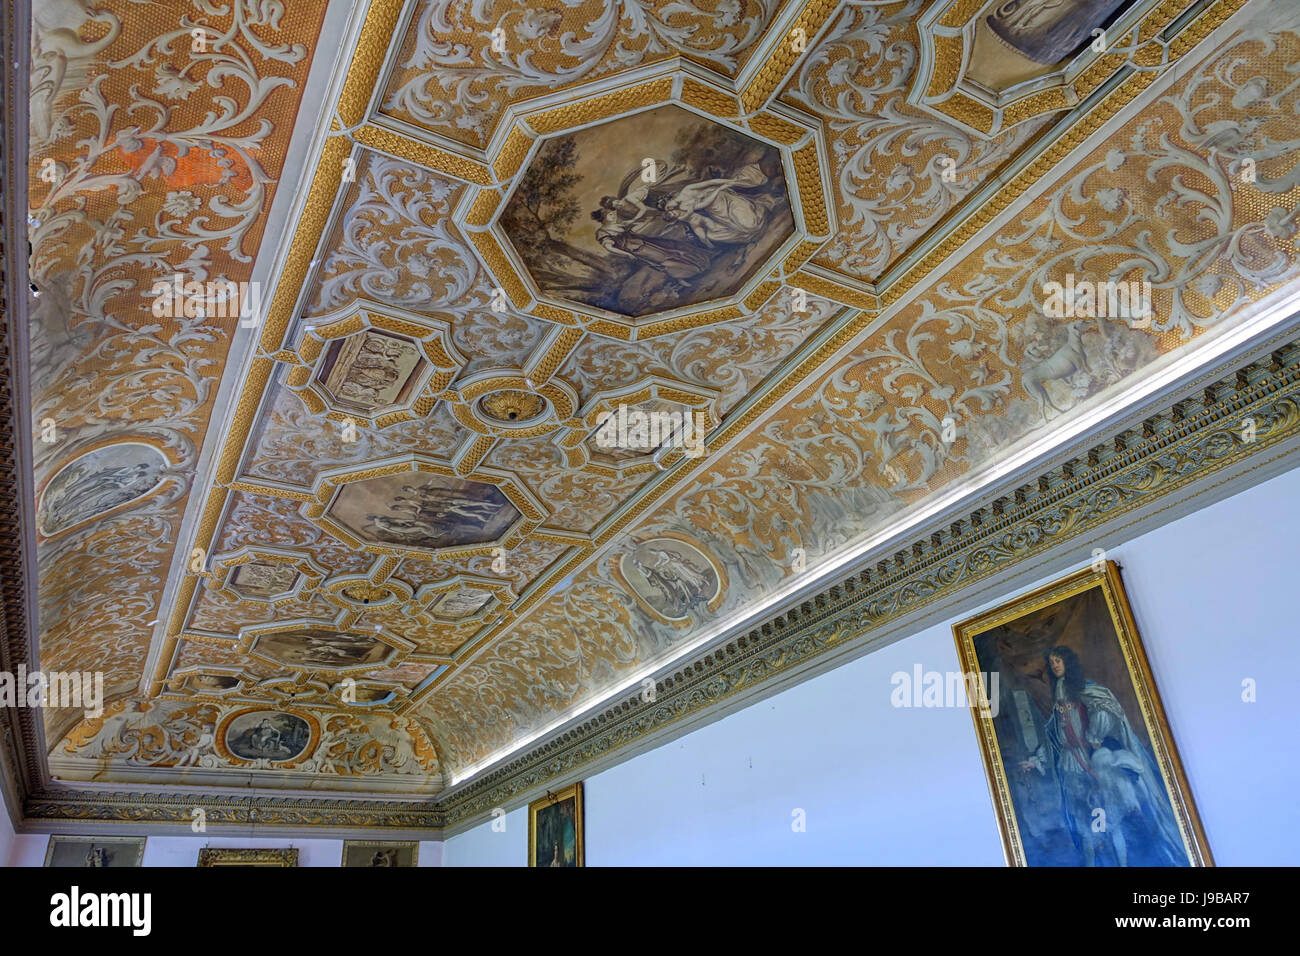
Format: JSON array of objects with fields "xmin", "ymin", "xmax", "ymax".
[
  {"xmin": 616, "ymin": 536, "xmax": 722, "ymax": 622},
  {"xmin": 229, "ymin": 560, "xmax": 300, "ymax": 599},
  {"xmin": 329, "ymin": 472, "xmax": 520, "ymax": 551},
  {"xmin": 37, "ymin": 442, "xmax": 168, "ymax": 536},
  {"xmin": 968, "ymin": 0, "xmax": 1138, "ymax": 91},
  {"xmin": 342, "ymin": 841, "xmax": 418, "ymax": 867},
  {"xmin": 187, "ymin": 673, "xmax": 240, "ymax": 693},
  {"xmin": 317, "ymin": 330, "xmax": 425, "ymax": 412},
  {"xmin": 529, "ymin": 782, "xmax": 584, "ymax": 867},
  {"xmin": 253, "ymin": 627, "xmax": 391, "ymax": 669},
  {"xmin": 953, "ymin": 562, "xmax": 1210, "ymax": 867},
  {"xmin": 501, "ymin": 104, "xmax": 794, "ymax": 317},
  {"xmin": 224, "ymin": 710, "xmax": 313, "ymax": 761},
  {"xmin": 427, "ymin": 586, "xmax": 493, "ymax": 621},
  {"xmin": 45, "ymin": 836, "xmax": 145, "ymax": 867}
]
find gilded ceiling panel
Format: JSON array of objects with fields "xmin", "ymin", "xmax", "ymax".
[
  {"xmin": 380, "ymin": 0, "xmax": 782, "ymax": 148},
  {"xmin": 28, "ymin": 1, "xmax": 330, "ymax": 711},
  {"xmin": 33, "ymin": 0, "xmax": 1300, "ymax": 798},
  {"xmin": 414, "ymin": 3, "xmax": 1300, "ymax": 771}
]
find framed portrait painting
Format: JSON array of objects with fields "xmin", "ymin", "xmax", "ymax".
[
  {"xmin": 44, "ymin": 835, "xmax": 145, "ymax": 867},
  {"xmin": 953, "ymin": 561, "xmax": 1211, "ymax": 867},
  {"xmin": 528, "ymin": 782, "xmax": 584, "ymax": 867}
]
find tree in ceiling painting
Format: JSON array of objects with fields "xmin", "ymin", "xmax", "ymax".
[{"xmin": 500, "ymin": 105, "xmax": 794, "ymax": 317}]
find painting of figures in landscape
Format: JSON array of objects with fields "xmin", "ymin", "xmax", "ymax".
[
  {"xmin": 342, "ymin": 842, "xmax": 418, "ymax": 867},
  {"xmin": 953, "ymin": 563, "xmax": 1210, "ymax": 867},
  {"xmin": 330, "ymin": 473, "xmax": 520, "ymax": 552},
  {"xmin": 45, "ymin": 836, "xmax": 144, "ymax": 867},
  {"xmin": 529, "ymin": 783, "xmax": 584, "ymax": 867},
  {"xmin": 38, "ymin": 442, "xmax": 167, "ymax": 536},
  {"xmin": 501, "ymin": 105, "xmax": 794, "ymax": 317},
  {"xmin": 224, "ymin": 710, "xmax": 313, "ymax": 761}
]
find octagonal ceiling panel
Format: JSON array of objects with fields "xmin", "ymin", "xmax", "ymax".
[{"xmin": 500, "ymin": 105, "xmax": 795, "ymax": 317}]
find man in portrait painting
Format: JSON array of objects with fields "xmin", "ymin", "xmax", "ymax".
[{"xmin": 1017, "ymin": 645, "xmax": 1186, "ymax": 866}]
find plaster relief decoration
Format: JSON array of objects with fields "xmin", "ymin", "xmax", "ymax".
[
  {"xmin": 317, "ymin": 330, "xmax": 428, "ymax": 413},
  {"xmin": 228, "ymin": 562, "xmax": 302, "ymax": 601},
  {"xmin": 500, "ymin": 105, "xmax": 795, "ymax": 317}
]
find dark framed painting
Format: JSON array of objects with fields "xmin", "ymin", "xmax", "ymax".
[
  {"xmin": 341, "ymin": 841, "xmax": 418, "ymax": 867},
  {"xmin": 197, "ymin": 848, "xmax": 298, "ymax": 867},
  {"xmin": 44, "ymin": 835, "xmax": 145, "ymax": 867},
  {"xmin": 528, "ymin": 782, "xmax": 584, "ymax": 867},
  {"xmin": 953, "ymin": 561, "xmax": 1211, "ymax": 867}
]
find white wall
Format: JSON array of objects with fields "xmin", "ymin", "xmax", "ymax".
[
  {"xmin": 0, "ymin": 804, "xmax": 13, "ymax": 867},
  {"xmin": 444, "ymin": 464, "xmax": 1300, "ymax": 865}
]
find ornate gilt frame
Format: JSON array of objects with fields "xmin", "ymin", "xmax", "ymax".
[
  {"xmin": 952, "ymin": 561, "xmax": 1212, "ymax": 867},
  {"xmin": 528, "ymin": 781, "xmax": 584, "ymax": 868},
  {"xmin": 197, "ymin": 847, "xmax": 298, "ymax": 867}
]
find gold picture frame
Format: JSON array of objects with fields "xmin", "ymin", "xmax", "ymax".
[
  {"xmin": 528, "ymin": 782, "xmax": 584, "ymax": 867},
  {"xmin": 341, "ymin": 841, "xmax": 418, "ymax": 867},
  {"xmin": 197, "ymin": 847, "xmax": 298, "ymax": 867},
  {"xmin": 953, "ymin": 561, "xmax": 1211, "ymax": 867}
]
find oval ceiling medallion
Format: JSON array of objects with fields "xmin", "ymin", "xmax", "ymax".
[
  {"xmin": 37, "ymin": 441, "xmax": 169, "ymax": 538},
  {"xmin": 220, "ymin": 709, "xmax": 317, "ymax": 764}
]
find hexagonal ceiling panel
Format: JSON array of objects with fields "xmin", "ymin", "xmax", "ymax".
[{"xmin": 499, "ymin": 105, "xmax": 795, "ymax": 317}]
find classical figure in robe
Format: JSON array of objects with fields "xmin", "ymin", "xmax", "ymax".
[
  {"xmin": 1019, "ymin": 645, "xmax": 1187, "ymax": 866},
  {"xmin": 661, "ymin": 162, "xmax": 779, "ymax": 247}
]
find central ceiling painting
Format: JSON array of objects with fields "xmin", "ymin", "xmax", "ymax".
[
  {"xmin": 326, "ymin": 473, "xmax": 522, "ymax": 553},
  {"xmin": 500, "ymin": 105, "xmax": 795, "ymax": 317},
  {"xmin": 23, "ymin": 0, "xmax": 1300, "ymax": 810}
]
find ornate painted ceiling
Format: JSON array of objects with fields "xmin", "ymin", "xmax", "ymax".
[{"xmin": 20, "ymin": 0, "xmax": 1300, "ymax": 804}]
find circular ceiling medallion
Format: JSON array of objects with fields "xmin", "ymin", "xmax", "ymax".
[
  {"xmin": 342, "ymin": 583, "xmax": 391, "ymax": 604},
  {"xmin": 477, "ymin": 389, "xmax": 550, "ymax": 425}
]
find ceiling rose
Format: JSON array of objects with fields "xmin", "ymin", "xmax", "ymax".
[{"xmin": 477, "ymin": 389, "xmax": 550, "ymax": 425}]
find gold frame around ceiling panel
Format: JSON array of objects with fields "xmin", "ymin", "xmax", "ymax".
[
  {"xmin": 910, "ymin": 0, "xmax": 1192, "ymax": 139},
  {"xmin": 281, "ymin": 300, "xmax": 464, "ymax": 430},
  {"xmin": 302, "ymin": 452, "xmax": 549, "ymax": 563},
  {"xmin": 452, "ymin": 68, "xmax": 836, "ymax": 342}
]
